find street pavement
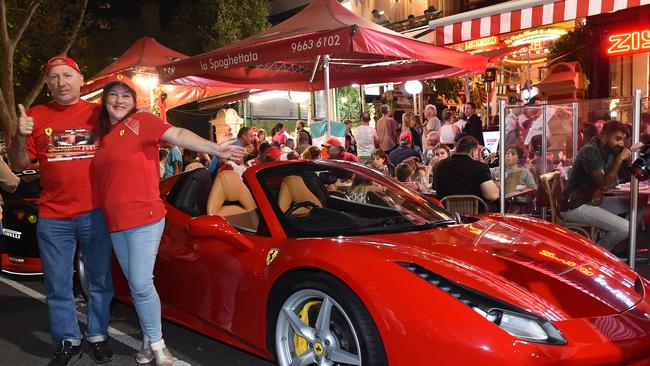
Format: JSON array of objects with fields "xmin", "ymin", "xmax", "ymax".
[
  {"xmin": 0, "ymin": 273, "xmax": 273, "ymax": 366},
  {"xmin": 1, "ymin": 260, "xmax": 648, "ymax": 366}
]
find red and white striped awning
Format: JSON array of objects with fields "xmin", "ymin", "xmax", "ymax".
[{"xmin": 429, "ymin": 0, "xmax": 649, "ymax": 46}]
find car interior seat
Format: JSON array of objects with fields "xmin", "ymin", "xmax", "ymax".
[
  {"xmin": 207, "ymin": 170, "xmax": 259, "ymax": 230},
  {"xmin": 169, "ymin": 168, "xmax": 212, "ymax": 216},
  {"xmin": 277, "ymin": 175, "xmax": 323, "ymax": 215}
]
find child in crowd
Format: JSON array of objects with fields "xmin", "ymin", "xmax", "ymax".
[
  {"xmin": 427, "ymin": 143, "xmax": 450, "ymax": 190},
  {"xmin": 349, "ymin": 174, "xmax": 381, "ymax": 203},
  {"xmin": 302, "ymin": 146, "xmax": 322, "ymax": 160},
  {"xmin": 402, "ymin": 157, "xmax": 429, "ymax": 190},
  {"xmin": 395, "ymin": 162, "xmax": 427, "ymax": 192},
  {"xmin": 371, "ymin": 149, "xmax": 394, "ymax": 176}
]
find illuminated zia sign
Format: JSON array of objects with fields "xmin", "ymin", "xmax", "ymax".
[{"xmin": 606, "ymin": 29, "xmax": 650, "ymax": 56}]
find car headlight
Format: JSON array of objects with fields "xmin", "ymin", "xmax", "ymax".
[{"xmin": 398, "ymin": 261, "xmax": 567, "ymax": 345}]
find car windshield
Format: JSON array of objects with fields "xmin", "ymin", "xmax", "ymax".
[{"xmin": 258, "ymin": 162, "xmax": 455, "ymax": 238}]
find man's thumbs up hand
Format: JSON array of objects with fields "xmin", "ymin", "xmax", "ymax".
[{"xmin": 17, "ymin": 104, "xmax": 34, "ymax": 137}]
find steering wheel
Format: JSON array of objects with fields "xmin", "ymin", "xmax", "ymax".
[{"xmin": 284, "ymin": 201, "xmax": 319, "ymax": 216}]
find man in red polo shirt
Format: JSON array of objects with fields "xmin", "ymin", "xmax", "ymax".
[
  {"xmin": 323, "ymin": 137, "xmax": 360, "ymax": 163},
  {"xmin": 9, "ymin": 55, "xmax": 114, "ymax": 365}
]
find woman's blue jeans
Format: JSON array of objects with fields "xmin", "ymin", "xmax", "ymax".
[
  {"xmin": 37, "ymin": 208, "xmax": 114, "ymax": 344},
  {"xmin": 110, "ymin": 219, "xmax": 165, "ymax": 343}
]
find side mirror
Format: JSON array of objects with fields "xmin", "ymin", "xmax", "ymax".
[{"xmin": 186, "ymin": 215, "xmax": 254, "ymax": 250}]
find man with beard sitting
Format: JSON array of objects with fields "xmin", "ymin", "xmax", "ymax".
[{"xmin": 561, "ymin": 121, "xmax": 633, "ymax": 252}]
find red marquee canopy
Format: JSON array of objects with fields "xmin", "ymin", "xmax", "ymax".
[
  {"xmin": 82, "ymin": 37, "xmax": 239, "ymax": 109},
  {"xmin": 158, "ymin": 0, "xmax": 487, "ymax": 91}
]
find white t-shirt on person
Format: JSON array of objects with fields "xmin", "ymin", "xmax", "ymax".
[{"xmin": 355, "ymin": 125, "xmax": 379, "ymax": 157}]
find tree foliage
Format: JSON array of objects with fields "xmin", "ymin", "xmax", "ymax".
[
  {"xmin": 424, "ymin": 78, "xmax": 464, "ymax": 101},
  {"xmin": 0, "ymin": 0, "xmax": 88, "ymax": 136},
  {"xmin": 547, "ymin": 24, "xmax": 592, "ymax": 79},
  {"xmin": 163, "ymin": 0, "xmax": 270, "ymax": 55},
  {"xmin": 336, "ymin": 86, "xmax": 361, "ymax": 122}
]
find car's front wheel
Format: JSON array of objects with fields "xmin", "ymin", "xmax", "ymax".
[{"xmin": 273, "ymin": 273, "xmax": 387, "ymax": 366}]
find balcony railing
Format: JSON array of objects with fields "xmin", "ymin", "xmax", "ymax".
[{"xmin": 384, "ymin": 11, "xmax": 442, "ymax": 33}]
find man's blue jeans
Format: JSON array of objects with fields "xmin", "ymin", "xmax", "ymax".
[
  {"xmin": 110, "ymin": 218, "xmax": 165, "ymax": 343},
  {"xmin": 37, "ymin": 208, "xmax": 114, "ymax": 344}
]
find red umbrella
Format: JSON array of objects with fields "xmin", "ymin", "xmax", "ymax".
[
  {"xmin": 82, "ymin": 37, "xmax": 239, "ymax": 110},
  {"xmin": 158, "ymin": 0, "xmax": 487, "ymax": 125}
]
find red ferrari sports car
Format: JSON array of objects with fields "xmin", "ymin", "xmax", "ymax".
[{"xmin": 112, "ymin": 160, "xmax": 650, "ymax": 365}]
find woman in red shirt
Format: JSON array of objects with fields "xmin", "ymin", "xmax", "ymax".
[{"xmin": 91, "ymin": 75, "xmax": 245, "ymax": 366}]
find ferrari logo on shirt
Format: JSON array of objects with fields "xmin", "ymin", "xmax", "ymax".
[
  {"xmin": 45, "ymin": 128, "xmax": 52, "ymax": 136},
  {"xmin": 266, "ymin": 248, "xmax": 280, "ymax": 266},
  {"xmin": 119, "ymin": 129, "xmax": 125, "ymax": 136}
]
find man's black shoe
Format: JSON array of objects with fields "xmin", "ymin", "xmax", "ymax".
[
  {"xmin": 48, "ymin": 340, "xmax": 82, "ymax": 366},
  {"xmin": 88, "ymin": 340, "xmax": 115, "ymax": 364}
]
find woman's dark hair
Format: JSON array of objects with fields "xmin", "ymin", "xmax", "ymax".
[
  {"xmin": 258, "ymin": 141, "xmax": 272, "ymax": 155},
  {"xmin": 302, "ymin": 146, "xmax": 321, "ymax": 160},
  {"xmin": 98, "ymin": 82, "xmax": 137, "ymax": 136},
  {"xmin": 271, "ymin": 122, "xmax": 284, "ymax": 137},
  {"xmin": 506, "ymin": 145, "xmax": 525, "ymax": 163}
]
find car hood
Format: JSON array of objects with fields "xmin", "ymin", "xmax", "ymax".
[{"xmin": 354, "ymin": 215, "xmax": 643, "ymax": 321}]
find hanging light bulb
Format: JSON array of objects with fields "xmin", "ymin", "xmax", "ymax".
[
  {"xmin": 288, "ymin": 91, "xmax": 310, "ymax": 104},
  {"xmin": 404, "ymin": 80, "xmax": 423, "ymax": 95}
]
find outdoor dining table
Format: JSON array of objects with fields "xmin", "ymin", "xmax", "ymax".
[{"xmin": 604, "ymin": 182, "xmax": 650, "ymax": 263}]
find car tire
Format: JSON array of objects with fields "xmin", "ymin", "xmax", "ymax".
[
  {"xmin": 73, "ymin": 248, "xmax": 88, "ymax": 302},
  {"xmin": 272, "ymin": 272, "xmax": 388, "ymax": 366}
]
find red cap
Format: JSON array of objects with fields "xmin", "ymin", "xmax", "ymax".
[
  {"xmin": 102, "ymin": 74, "xmax": 137, "ymax": 95},
  {"xmin": 399, "ymin": 131, "xmax": 413, "ymax": 147},
  {"xmin": 46, "ymin": 55, "xmax": 82, "ymax": 75},
  {"xmin": 321, "ymin": 137, "xmax": 342, "ymax": 147},
  {"xmin": 264, "ymin": 146, "xmax": 281, "ymax": 161}
]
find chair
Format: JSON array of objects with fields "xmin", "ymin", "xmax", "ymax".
[
  {"xmin": 440, "ymin": 195, "xmax": 488, "ymax": 216},
  {"xmin": 538, "ymin": 171, "xmax": 598, "ymax": 240},
  {"xmin": 277, "ymin": 175, "xmax": 323, "ymax": 215},
  {"xmin": 207, "ymin": 171, "xmax": 259, "ymax": 231}
]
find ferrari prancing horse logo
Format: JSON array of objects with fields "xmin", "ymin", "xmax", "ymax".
[{"xmin": 266, "ymin": 248, "xmax": 280, "ymax": 266}]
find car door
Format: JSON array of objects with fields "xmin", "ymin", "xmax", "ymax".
[{"xmin": 155, "ymin": 203, "xmax": 270, "ymax": 335}]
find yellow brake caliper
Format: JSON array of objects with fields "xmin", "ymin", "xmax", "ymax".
[{"xmin": 293, "ymin": 300, "xmax": 321, "ymax": 356}]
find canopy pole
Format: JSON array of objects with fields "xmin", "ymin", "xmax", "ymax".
[
  {"xmin": 630, "ymin": 89, "xmax": 641, "ymax": 269},
  {"xmin": 324, "ymin": 54, "xmax": 331, "ymax": 136},
  {"xmin": 499, "ymin": 100, "xmax": 506, "ymax": 214},
  {"xmin": 572, "ymin": 101, "xmax": 578, "ymax": 162},
  {"xmin": 310, "ymin": 55, "xmax": 321, "ymax": 83}
]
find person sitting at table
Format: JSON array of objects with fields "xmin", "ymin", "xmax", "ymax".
[
  {"xmin": 491, "ymin": 145, "xmax": 537, "ymax": 191},
  {"xmin": 389, "ymin": 131, "xmax": 420, "ymax": 167},
  {"xmin": 402, "ymin": 156, "xmax": 429, "ymax": 190},
  {"xmin": 561, "ymin": 120, "xmax": 634, "ymax": 252},
  {"xmin": 395, "ymin": 163, "xmax": 427, "ymax": 193},
  {"xmin": 434, "ymin": 135, "xmax": 499, "ymax": 204},
  {"xmin": 428, "ymin": 143, "xmax": 450, "ymax": 190}
]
